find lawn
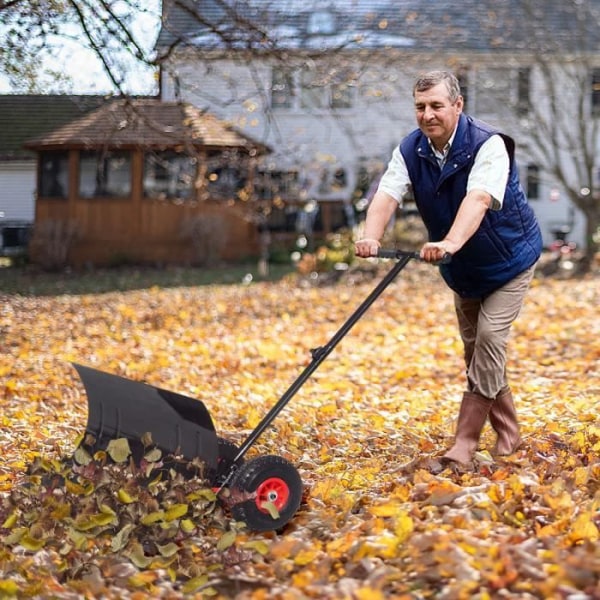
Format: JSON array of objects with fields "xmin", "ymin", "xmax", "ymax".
[
  {"xmin": 1, "ymin": 261, "xmax": 599, "ymax": 598},
  {"xmin": 0, "ymin": 262, "xmax": 293, "ymax": 296}
]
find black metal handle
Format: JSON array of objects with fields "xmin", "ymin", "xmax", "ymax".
[{"xmin": 377, "ymin": 248, "xmax": 452, "ymax": 265}]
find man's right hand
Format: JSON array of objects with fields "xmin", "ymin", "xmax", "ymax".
[{"xmin": 354, "ymin": 238, "xmax": 381, "ymax": 258}]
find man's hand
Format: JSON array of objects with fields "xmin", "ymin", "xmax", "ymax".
[
  {"xmin": 420, "ymin": 241, "xmax": 457, "ymax": 263},
  {"xmin": 355, "ymin": 238, "xmax": 381, "ymax": 258}
]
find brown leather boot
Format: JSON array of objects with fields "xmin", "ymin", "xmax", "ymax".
[
  {"xmin": 442, "ymin": 391, "xmax": 492, "ymax": 464},
  {"xmin": 489, "ymin": 387, "xmax": 522, "ymax": 456}
]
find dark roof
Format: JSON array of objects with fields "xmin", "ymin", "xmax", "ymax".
[
  {"xmin": 23, "ymin": 98, "xmax": 271, "ymax": 153},
  {"xmin": 0, "ymin": 95, "xmax": 107, "ymax": 160},
  {"xmin": 156, "ymin": 0, "xmax": 600, "ymax": 54}
]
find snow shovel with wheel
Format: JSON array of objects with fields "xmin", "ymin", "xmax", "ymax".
[{"xmin": 72, "ymin": 249, "xmax": 450, "ymax": 532}]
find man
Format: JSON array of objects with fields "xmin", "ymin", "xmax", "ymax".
[{"xmin": 355, "ymin": 70, "xmax": 542, "ymax": 465}]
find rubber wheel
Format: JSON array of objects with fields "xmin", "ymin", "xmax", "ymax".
[{"xmin": 229, "ymin": 455, "xmax": 302, "ymax": 531}]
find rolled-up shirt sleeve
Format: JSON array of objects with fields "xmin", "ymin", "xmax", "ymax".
[
  {"xmin": 377, "ymin": 145, "xmax": 412, "ymax": 205},
  {"xmin": 467, "ymin": 134, "xmax": 509, "ymax": 210}
]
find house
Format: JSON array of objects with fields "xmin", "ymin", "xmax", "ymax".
[
  {"xmin": 24, "ymin": 98, "xmax": 270, "ymax": 268},
  {"xmin": 0, "ymin": 95, "xmax": 105, "ymax": 255},
  {"xmin": 155, "ymin": 0, "xmax": 600, "ymax": 249}
]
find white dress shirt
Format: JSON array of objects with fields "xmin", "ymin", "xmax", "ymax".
[{"xmin": 378, "ymin": 133, "xmax": 509, "ymax": 211}]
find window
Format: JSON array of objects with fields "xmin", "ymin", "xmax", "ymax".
[
  {"xmin": 526, "ymin": 164, "xmax": 540, "ymax": 199},
  {"xmin": 39, "ymin": 151, "xmax": 68, "ymax": 198},
  {"xmin": 255, "ymin": 170, "xmax": 301, "ymax": 201},
  {"xmin": 517, "ymin": 68, "xmax": 531, "ymax": 116},
  {"xmin": 271, "ymin": 68, "xmax": 294, "ymax": 109},
  {"xmin": 300, "ymin": 70, "xmax": 327, "ymax": 109},
  {"xmin": 144, "ymin": 151, "xmax": 197, "ymax": 200},
  {"xmin": 272, "ymin": 67, "xmax": 355, "ymax": 111},
  {"xmin": 265, "ymin": 204, "xmax": 301, "ymax": 233},
  {"xmin": 206, "ymin": 152, "xmax": 247, "ymax": 200},
  {"xmin": 456, "ymin": 67, "xmax": 469, "ymax": 111},
  {"xmin": 330, "ymin": 72, "xmax": 354, "ymax": 109},
  {"xmin": 592, "ymin": 68, "xmax": 600, "ymax": 116},
  {"xmin": 79, "ymin": 150, "xmax": 131, "ymax": 198},
  {"xmin": 307, "ymin": 11, "xmax": 336, "ymax": 35}
]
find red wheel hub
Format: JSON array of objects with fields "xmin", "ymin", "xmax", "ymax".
[{"xmin": 256, "ymin": 477, "xmax": 289, "ymax": 512}]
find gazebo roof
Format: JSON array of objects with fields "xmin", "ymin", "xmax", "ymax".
[{"xmin": 24, "ymin": 98, "xmax": 270, "ymax": 154}]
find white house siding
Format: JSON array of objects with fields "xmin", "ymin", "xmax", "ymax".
[
  {"xmin": 167, "ymin": 57, "xmax": 421, "ymax": 202},
  {"xmin": 473, "ymin": 64, "xmax": 586, "ymax": 248},
  {"xmin": 164, "ymin": 55, "xmax": 586, "ymax": 247},
  {"xmin": 0, "ymin": 161, "xmax": 36, "ymax": 223}
]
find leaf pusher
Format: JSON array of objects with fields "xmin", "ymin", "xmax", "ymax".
[{"xmin": 73, "ymin": 249, "xmax": 449, "ymax": 531}]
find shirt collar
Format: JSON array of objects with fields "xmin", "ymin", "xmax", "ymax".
[{"xmin": 428, "ymin": 125, "xmax": 459, "ymax": 167}]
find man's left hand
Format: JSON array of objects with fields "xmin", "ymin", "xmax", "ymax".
[{"xmin": 420, "ymin": 241, "xmax": 456, "ymax": 263}]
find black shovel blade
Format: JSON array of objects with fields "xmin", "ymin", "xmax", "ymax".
[{"xmin": 73, "ymin": 363, "xmax": 219, "ymax": 469}]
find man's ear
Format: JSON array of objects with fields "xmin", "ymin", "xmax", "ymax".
[{"xmin": 455, "ymin": 95, "xmax": 464, "ymax": 113}]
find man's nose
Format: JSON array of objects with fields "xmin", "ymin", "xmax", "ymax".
[{"xmin": 423, "ymin": 105, "xmax": 435, "ymax": 120}]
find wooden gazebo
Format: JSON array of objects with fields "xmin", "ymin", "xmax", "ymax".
[{"xmin": 24, "ymin": 98, "xmax": 271, "ymax": 268}]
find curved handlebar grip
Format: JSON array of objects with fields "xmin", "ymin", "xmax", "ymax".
[
  {"xmin": 436, "ymin": 252, "xmax": 452, "ymax": 265},
  {"xmin": 376, "ymin": 248, "xmax": 452, "ymax": 265}
]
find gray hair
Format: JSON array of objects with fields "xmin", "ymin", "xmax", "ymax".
[{"xmin": 413, "ymin": 71, "xmax": 462, "ymax": 103}]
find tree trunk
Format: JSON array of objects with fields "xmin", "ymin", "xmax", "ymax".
[{"xmin": 579, "ymin": 205, "xmax": 600, "ymax": 273}]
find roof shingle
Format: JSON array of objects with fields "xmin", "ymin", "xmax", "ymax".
[
  {"xmin": 0, "ymin": 95, "xmax": 106, "ymax": 160},
  {"xmin": 23, "ymin": 98, "xmax": 270, "ymax": 153},
  {"xmin": 156, "ymin": 0, "xmax": 600, "ymax": 54}
]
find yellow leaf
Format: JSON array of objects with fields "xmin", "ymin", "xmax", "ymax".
[
  {"xmin": 74, "ymin": 512, "xmax": 116, "ymax": 531},
  {"xmin": 128, "ymin": 571, "xmax": 158, "ymax": 587},
  {"xmin": 568, "ymin": 513, "xmax": 599, "ymax": 544},
  {"xmin": 65, "ymin": 478, "xmax": 94, "ymax": 496},
  {"xmin": 395, "ymin": 511, "xmax": 414, "ymax": 544},
  {"xmin": 107, "ymin": 438, "xmax": 132, "ymax": 463},
  {"xmin": 67, "ymin": 528, "xmax": 89, "ymax": 550},
  {"xmin": 243, "ymin": 539, "xmax": 271, "ymax": 555},
  {"xmin": 182, "ymin": 575, "xmax": 209, "ymax": 594},
  {"xmin": 144, "ymin": 447, "xmax": 162, "ymax": 462},
  {"xmin": 126, "ymin": 542, "xmax": 153, "ymax": 568},
  {"xmin": 354, "ymin": 533, "xmax": 399, "ymax": 560},
  {"xmin": 260, "ymin": 501, "xmax": 280, "ymax": 520},
  {"xmin": 369, "ymin": 500, "xmax": 403, "ymax": 518},
  {"xmin": 110, "ymin": 524, "xmax": 135, "ymax": 552},
  {"xmin": 186, "ymin": 488, "xmax": 217, "ymax": 502},
  {"xmin": 294, "ymin": 548, "xmax": 321, "ymax": 566},
  {"xmin": 180, "ymin": 519, "xmax": 196, "ymax": 533},
  {"xmin": 50, "ymin": 502, "xmax": 71, "ymax": 521},
  {"xmin": 355, "ymin": 588, "xmax": 386, "ymax": 600},
  {"xmin": 157, "ymin": 542, "xmax": 180, "ymax": 557},
  {"xmin": 99, "ymin": 503, "xmax": 116, "ymax": 515},
  {"xmin": 2, "ymin": 510, "xmax": 18, "ymax": 529},
  {"xmin": 573, "ymin": 467, "xmax": 589, "ymax": 486},
  {"xmin": 73, "ymin": 446, "xmax": 92, "ymax": 466},
  {"xmin": 543, "ymin": 490, "xmax": 573, "ymax": 512},
  {"xmin": 164, "ymin": 503, "xmax": 188, "ymax": 522},
  {"xmin": 0, "ymin": 580, "xmax": 19, "ymax": 595},
  {"xmin": 117, "ymin": 488, "xmax": 137, "ymax": 504},
  {"xmin": 19, "ymin": 533, "xmax": 46, "ymax": 551},
  {"xmin": 141, "ymin": 511, "xmax": 165, "ymax": 526},
  {"xmin": 216, "ymin": 530, "xmax": 237, "ymax": 551}
]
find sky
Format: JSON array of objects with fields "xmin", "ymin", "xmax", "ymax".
[{"xmin": 0, "ymin": 3, "xmax": 161, "ymax": 95}]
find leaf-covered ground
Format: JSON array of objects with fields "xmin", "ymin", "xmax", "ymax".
[{"xmin": 1, "ymin": 263, "xmax": 599, "ymax": 599}]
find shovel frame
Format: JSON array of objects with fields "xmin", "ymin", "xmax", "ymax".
[{"xmin": 217, "ymin": 249, "xmax": 449, "ymax": 488}]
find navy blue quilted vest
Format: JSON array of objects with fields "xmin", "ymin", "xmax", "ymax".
[{"xmin": 400, "ymin": 114, "xmax": 542, "ymax": 297}]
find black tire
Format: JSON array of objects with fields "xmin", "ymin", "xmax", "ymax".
[{"xmin": 229, "ymin": 455, "xmax": 302, "ymax": 532}]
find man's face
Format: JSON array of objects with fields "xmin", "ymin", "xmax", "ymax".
[{"xmin": 414, "ymin": 82, "xmax": 463, "ymax": 150}]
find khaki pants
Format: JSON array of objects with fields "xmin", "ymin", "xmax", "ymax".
[{"xmin": 454, "ymin": 266, "xmax": 535, "ymax": 399}]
